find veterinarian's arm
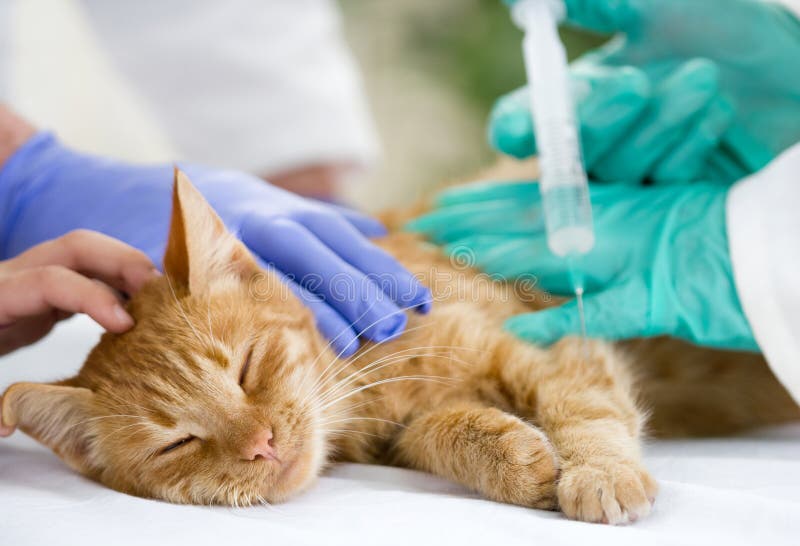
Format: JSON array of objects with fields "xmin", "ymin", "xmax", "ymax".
[
  {"xmin": 493, "ymin": 0, "xmax": 800, "ymax": 184},
  {"xmin": 0, "ymin": 230, "xmax": 158, "ymax": 357},
  {"xmin": 0, "ymin": 111, "xmax": 430, "ymax": 356}
]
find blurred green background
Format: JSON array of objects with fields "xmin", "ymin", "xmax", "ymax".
[{"xmin": 339, "ymin": 0, "xmax": 606, "ymax": 210}]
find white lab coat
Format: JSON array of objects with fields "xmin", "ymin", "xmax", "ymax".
[
  {"xmin": 728, "ymin": 143, "xmax": 800, "ymax": 403},
  {"xmin": 728, "ymin": 0, "xmax": 800, "ymax": 402},
  {"xmin": 0, "ymin": 0, "xmax": 380, "ymax": 175}
]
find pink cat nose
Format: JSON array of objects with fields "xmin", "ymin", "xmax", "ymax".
[{"xmin": 241, "ymin": 428, "xmax": 278, "ymax": 462}]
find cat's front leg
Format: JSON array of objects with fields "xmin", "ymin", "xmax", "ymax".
[
  {"xmin": 535, "ymin": 339, "xmax": 658, "ymax": 524},
  {"xmin": 392, "ymin": 402, "xmax": 559, "ymax": 509}
]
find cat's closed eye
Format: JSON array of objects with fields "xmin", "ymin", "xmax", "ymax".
[
  {"xmin": 159, "ymin": 435, "xmax": 197, "ymax": 455},
  {"xmin": 239, "ymin": 346, "xmax": 254, "ymax": 388}
]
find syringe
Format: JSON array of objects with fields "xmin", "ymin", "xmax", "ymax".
[{"xmin": 509, "ymin": 0, "xmax": 595, "ymax": 263}]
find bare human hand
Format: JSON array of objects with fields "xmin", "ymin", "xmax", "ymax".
[{"xmin": 0, "ymin": 229, "xmax": 159, "ymax": 357}]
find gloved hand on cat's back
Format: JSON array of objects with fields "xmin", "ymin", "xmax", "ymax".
[
  {"xmin": 494, "ymin": 0, "xmax": 800, "ymax": 184},
  {"xmin": 0, "ymin": 132, "xmax": 432, "ymax": 357},
  {"xmin": 408, "ymin": 181, "xmax": 758, "ymax": 352}
]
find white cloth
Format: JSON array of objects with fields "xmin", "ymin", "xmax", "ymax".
[
  {"xmin": 2, "ymin": 316, "xmax": 800, "ymax": 546},
  {"xmin": 727, "ymin": 142, "xmax": 800, "ymax": 404},
  {"xmin": 2, "ymin": 0, "xmax": 380, "ymax": 175}
]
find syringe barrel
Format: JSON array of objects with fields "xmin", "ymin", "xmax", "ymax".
[
  {"xmin": 513, "ymin": 0, "xmax": 595, "ymax": 257},
  {"xmin": 536, "ymin": 115, "xmax": 595, "ymax": 256}
]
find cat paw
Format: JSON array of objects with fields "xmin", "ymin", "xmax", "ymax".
[
  {"xmin": 491, "ymin": 424, "xmax": 560, "ymax": 510},
  {"xmin": 557, "ymin": 461, "xmax": 657, "ymax": 525}
]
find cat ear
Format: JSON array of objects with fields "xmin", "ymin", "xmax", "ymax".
[
  {"xmin": 1, "ymin": 382, "xmax": 97, "ymax": 472},
  {"xmin": 164, "ymin": 168, "xmax": 259, "ymax": 293}
]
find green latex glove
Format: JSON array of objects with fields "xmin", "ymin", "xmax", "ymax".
[
  {"xmin": 490, "ymin": 62, "xmax": 652, "ymax": 168},
  {"xmin": 407, "ymin": 181, "xmax": 758, "ymax": 351},
  {"xmin": 493, "ymin": 0, "xmax": 800, "ymax": 184}
]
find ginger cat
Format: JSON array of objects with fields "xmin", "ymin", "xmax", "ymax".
[{"xmin": 1, "ymin": 171, "xmax": 798, "ymax": 525}]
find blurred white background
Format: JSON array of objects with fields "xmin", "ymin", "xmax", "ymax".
[{"xmin": 2, "ymin": 0, "xmax": 599, "ymax": 209}]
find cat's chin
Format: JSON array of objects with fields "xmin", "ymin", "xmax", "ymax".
[{"xmin": 262, "ymin": 434, "xmax": 326, "ymax": 503}]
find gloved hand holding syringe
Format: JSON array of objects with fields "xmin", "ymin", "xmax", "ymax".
[{"xmin": 507, "ymin": 0, "xmax": 595, "ymax": 334}]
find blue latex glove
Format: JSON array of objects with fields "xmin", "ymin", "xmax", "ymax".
[
  {"xmin": 408, "ymin": 180, "xmax": 758, "ymax": 351},
  {"xmin": 0, "ymin": 133, "xmax": 432, "ymax": 356},
  {"xmin": 493, "ymin": 0, "xmax": 800, "ymax": 184}
]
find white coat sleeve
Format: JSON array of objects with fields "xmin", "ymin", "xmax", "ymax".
[
  {"xmin": 727, "ymin": 142, "xmax": 800, "ymax": 403},
  {"xmin": 778, "ymin": 0, "xmax": 800, "ymax": 18},
  {"xmin": 77, "ymin": 0, "xmax": 380, "ymax": 175}
]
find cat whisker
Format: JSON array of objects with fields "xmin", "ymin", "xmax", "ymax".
[
  {"xmin": 93, "ymin": 422, "xmax": 152, "ymax": 446},
  {"xmin": 209, "ymin": 481, "xmax": 228, "ymax": 505},
  {"xmin": 316, "ymin": 347, "xmax": 462, "ymax": 391},
  {"xmin": 315, "ymin": 356, "xmax": 429, "ymax": 408},
  {"xmin": 299, "ymin": 397, "xmax": 387, "ymax": 440},
  {"xmin": 305, "ymin": 339, "xmax": 452, "ymax": 408},
  {"xmin": 314, "ymin": 342, "xmax": 483, "ymax": 404},
  {"xmin": 255, "ymin": 494, "xmax": 269, "ymax": 508},
  {"xmin": 302, "ymin": 300, "xmax": 433, "ymax": 401},
  {"xmin": 99, "ymin": 391, "xmax": 157, "ymax": 416},
  {"xmin": 298, "ymin": 300, "xmax": 395, "ymax": 401},
  {"xmin": 313, "ymin": 354, "xmax": 446, "ymax": 413},
  {"xmin": 322, "ymin": 428, "xmax": 385, "ymax": 440},
  {"xmin": 316, "ymin": 349, "xmax": 473, "ymax": 408},
  {"xmin": 312, "ymin": 396, "xmax": 386, "ymax": 423},
  {"xmin": 303, "ymin": 298, "xmax": 385, "ymax": 381},
  {"xmin": 332, "ymin": 396, "xmax": 385, "ymax": 414},
  {"xmin": 317, "ymin": 375, "xmax": 457, "ymax": 413},
  {"xmin": 300, "ymin": 322, "xmax": 437, "ymax": 407},
  {"xmin": 305, "ymin": 322, "xmax": 444, "ymax": 399},
  {"xmin": 320, "ymin": 417, "xmax": 406, "ymax": 428},
  {"xmin": 64, "ymin": 413, "xmax": 147, "ymax": 433}
]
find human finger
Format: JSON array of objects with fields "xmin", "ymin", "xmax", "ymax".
[
  {"xmin": 6, "ymin": 230, "xmax": 158, "ymax": 295},
  {"xmin": 0, "ymin": 266, "xmax": 134, "ymax": 333}
]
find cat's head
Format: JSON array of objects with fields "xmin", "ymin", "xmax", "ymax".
[{"xmin": 0, "ymin": 170, "xmax": 341, "ymax": 505}]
